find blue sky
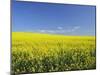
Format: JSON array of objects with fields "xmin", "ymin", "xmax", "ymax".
[{"xmin": 12, "ymin": 0, "xmax": 96, "ymax": 36}]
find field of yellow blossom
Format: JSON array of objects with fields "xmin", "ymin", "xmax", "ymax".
[{"xmin": 12, "ymin": 32, "xmax": 96, "ymax": 74}]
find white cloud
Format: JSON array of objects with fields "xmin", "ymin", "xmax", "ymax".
[
  {"xmin": 47, "ymin": 30, "xmax": 55, "ymax": 33},
  {"xmin": 74, "ymin": 26, "xmax": 80, "ymax": 30},
  {"xmin": 37, "ymin": 26, "xmax": 80, "ymax": 34},
  {"xmin": 69, "ymin": 26, "xmax": 80, "ymax": 32},
  {"xmin": 39, "ymin": 30, "xmax": 46, "ymax": 33},
  {"xmin": 57, "ymin": 26, "xmax": 63, "ymax": 30}
]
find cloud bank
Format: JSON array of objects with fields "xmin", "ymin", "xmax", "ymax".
[{"xmin": 37, "ymin": 26, "xmax": 80, "ymax": 34}]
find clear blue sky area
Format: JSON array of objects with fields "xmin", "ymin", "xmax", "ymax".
[{"xmin": 12, "ymin": 0, "xmax": 96, "ymax": 36}]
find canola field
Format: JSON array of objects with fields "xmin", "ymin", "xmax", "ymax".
[{"xmin": 12, "ymin": 32, "xmax": 96, "ymax": 74}]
